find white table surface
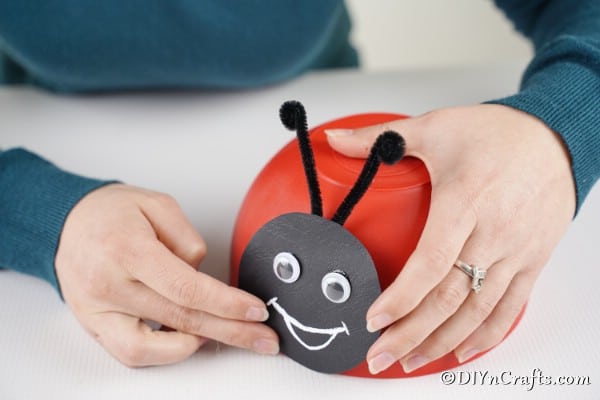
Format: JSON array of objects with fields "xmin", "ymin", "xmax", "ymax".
[{"xmin": 1, "ymin": 65, "xmax": 599, "ymax": 400}]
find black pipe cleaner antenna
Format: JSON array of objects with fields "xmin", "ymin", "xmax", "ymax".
[
  {"xmin": 280, "ymin": 101, "xmax": 323, "ymax": 217},
  {"xmin": 331, "ymin": 131, "xmax": 406, "ymax": 225}
]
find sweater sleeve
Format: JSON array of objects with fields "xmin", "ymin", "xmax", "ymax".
[
  {"xmin": 489, "ymin": 0, "xmax": 600, "ymax": 213},
  {"xmin": 0, "ymin": 148, "xmax": 114, "ymax": 294}
]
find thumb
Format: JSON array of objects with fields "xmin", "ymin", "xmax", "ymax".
[{"xmin": 325, "ymin": 117, "xmax": 422, "ymax": 159}]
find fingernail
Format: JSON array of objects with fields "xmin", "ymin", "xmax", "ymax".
[
  {"xmin": 246, "ymin": 306, "xmax": 269, "ymax": 322},
  {"xmin": 368, "ymin": 352, "xmax": 396, "ymax": 375},
  {"xmin": 253, "ymin": 338, "xmax": 279, "ymax": 355},
  {"xmin": 324, "ymin": 128, "xmax": 354, "ymax": 137},
  {"xmin": 366, "ymin": 314, "xmax": 392, "ymax": 333},
  {"xmin": 401, "ymin": 354, "xmax": 429, "ymax": 373},
  {"xmin": 457, "ymin": 348, "xmax": 480, "ymax": 363}
]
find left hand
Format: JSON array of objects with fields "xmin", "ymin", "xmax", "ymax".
[{"xmin": 326, "ymin": 104, "xmax": 576, "ymax": 374}]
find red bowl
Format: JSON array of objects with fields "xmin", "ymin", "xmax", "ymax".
[{"xmin": 230, "ymin": 112, "xmax": 524, "ymax": 378}]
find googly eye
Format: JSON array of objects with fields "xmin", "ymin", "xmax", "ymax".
[
  {"xmin": 321, "ymin": 271, "xmax": 351, "ymax": 303},
  {"xmin": 273, "ymin": 252, "xmax": 301, "ymax": 283}
]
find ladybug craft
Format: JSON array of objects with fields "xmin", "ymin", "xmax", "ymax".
[{"xmin": 230, "ymin": 101, "xmax": 525, "ymax": 377}]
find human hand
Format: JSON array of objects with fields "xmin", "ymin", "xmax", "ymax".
[
  {"xmin": 326, "ymin": 104, "xmax": 576, "ymax": 374},
  {"xmin": 55, "ymin": 184, "xmax": 278, "ymax": 367}
]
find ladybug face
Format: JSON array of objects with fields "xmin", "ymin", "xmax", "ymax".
[{"xmin": 239, "ymin": 212, "xmax": 380, "ymax": 373}]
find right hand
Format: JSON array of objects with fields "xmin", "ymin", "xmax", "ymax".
[{"xmin": 55, "ymin": 184, "xmax": 279, "ymax": 367}]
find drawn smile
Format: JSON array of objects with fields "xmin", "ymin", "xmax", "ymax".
[{"xmin": 267, "ymin": 297, "xmax": 349, "ymax": 351}]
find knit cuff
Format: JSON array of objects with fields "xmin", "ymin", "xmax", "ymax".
[
  {"xmin": 487, "ymin": 38, "xmax": 600, "ymax": 214},
  {"xmin": 0, "ymin": 148, "xmax": 116, "ymax": 295}
]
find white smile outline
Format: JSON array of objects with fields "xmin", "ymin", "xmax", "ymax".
[{"xmin": 267, "ymin": 297, "xmax": 350, "ymax": 351}]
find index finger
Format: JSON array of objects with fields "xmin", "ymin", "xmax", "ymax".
[
  {"xmin": 128, "ymin": 241, "xmax": 269, "ymax": 322},
  {"xmin": 366, "ymin": 186, "xmax": 476, "ymax": 331}
]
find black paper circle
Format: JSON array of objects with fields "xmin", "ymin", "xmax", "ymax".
[{"xmin": 239, "ymin": 212, "xmax": 381, "ymax": 374}]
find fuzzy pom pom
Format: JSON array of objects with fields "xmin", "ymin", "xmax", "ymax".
[
  {"xmin": 375, "ymin": 131, "xmax": 406, "ymax": 165},
  {"xmin": 279, "ymin": 100, "xmax": 306, "ymax": 131}
]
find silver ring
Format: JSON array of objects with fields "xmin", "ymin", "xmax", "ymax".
[{"xmin": 454, "ymin": 260, "xmax": 486, "ymax": 294}]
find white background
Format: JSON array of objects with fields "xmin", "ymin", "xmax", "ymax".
[{"xmin": 346, "ymin": 0, "xmax": 532, "ymax": 70}]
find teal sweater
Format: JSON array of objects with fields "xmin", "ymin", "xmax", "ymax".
[{"xmin": 1, "ymin": 0, "xmax": 599, "ymax": 293}]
